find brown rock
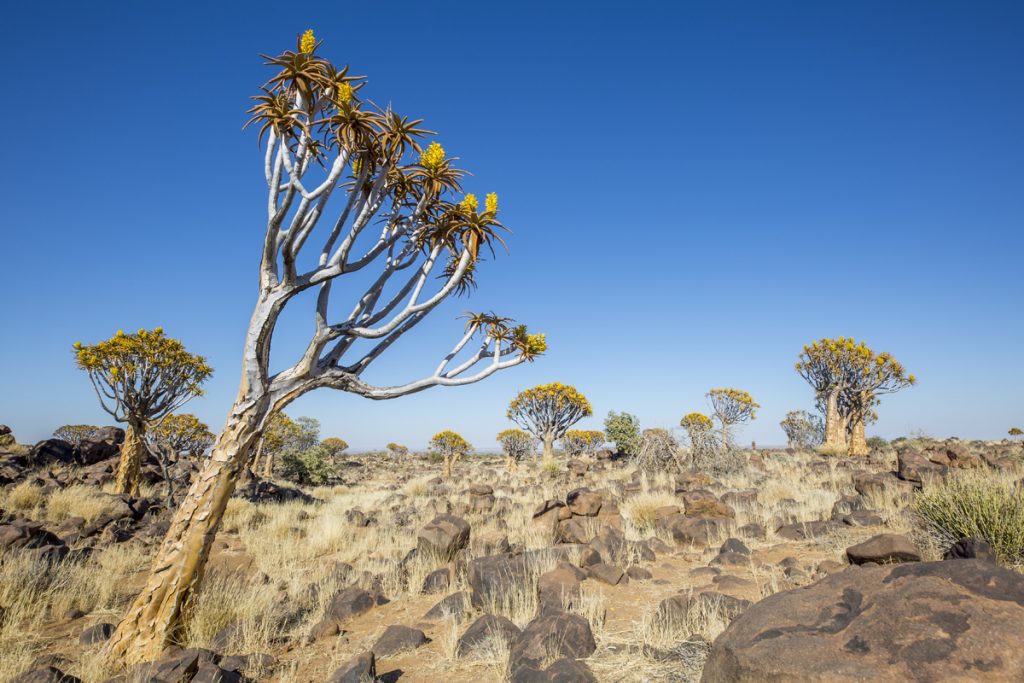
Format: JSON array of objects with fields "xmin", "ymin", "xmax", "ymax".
[
  {"xmin": 701, "ymin": 560, "xmax": 1024, "ymax": 682},
  {"xmin": 846, "ymin": 533, "xmax": 921, "ymax": 565},
  {"xmin": 417, "ymin": 514, "xmax": 471, "ymax": 561}
]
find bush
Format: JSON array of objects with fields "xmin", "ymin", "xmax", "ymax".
[
  {"xmin": 914, "ymin": 469, "xmax": 1024, "ymax": 563},
  {"xmin": 280, "ymin": 445, "xmax": 338, "ymax": 486},
  {"xmin": 604, "ymin": 411, "xmax": 641, "ymax": 458},
  {"xmin": 866, "ymin": 436, "xmax": 888, "ymax": 451},
  {"xmin": 636, "ymin": 428, "xmax": 681, "ymax": 473}
]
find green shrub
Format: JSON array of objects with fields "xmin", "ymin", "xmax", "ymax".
[
  {"xmin": 914, "ymin": 469, "xmax": 1024, "ymax": 563},
  {"xmin": 604, "ymin": 411, "xmax": 640, "ymax": 458},
  {"xmin": 280, "ymin": 445, "xmax": 338, "ymax": 486}
]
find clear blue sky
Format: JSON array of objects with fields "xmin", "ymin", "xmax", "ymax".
[{"xmin": 2, "ymin": 2, "xmax": 1022, "ymax": 450}]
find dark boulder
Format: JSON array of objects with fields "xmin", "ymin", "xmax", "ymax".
[{"xmin": 702, "ymin": 559, "xmax": 1024, "ymax": 682}]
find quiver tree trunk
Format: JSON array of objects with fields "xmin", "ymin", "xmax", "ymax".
[
  {"xmin": 822, "ymin": 390, "xmax": 847, "ymax": 452},
  {"xmin": 114, "ymin": 422, "xmax": 144, "ymax": 497},
  {"xmin": 261, "ymin": 449, "xmax": 275, "ymax": 479},
  {"xmin": 542, "ymin": 433, "xmax": 555, "ymax": 462},
  {"xmin": 848, "ymin": 417, "xmax": 869, "ymax": 456},
  {"xmin": 506, "ymin": 455, "xmax": 518, "ymax": 472},
  {"xmin": 719, "ymin": 423, "xmax": 730, "ymax": 452},
  {"xmin": 106, "ymin": 398, "xmax": 267, "ymax": 664}
]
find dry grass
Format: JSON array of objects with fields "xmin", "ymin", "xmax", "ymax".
[
  {"xmin": 45, "ymin": 485, "xmax": 123, "ymax": 524},
  {"xmin": 3, "ymin": 479, "xmax": 45, "ymax": 512},
  {"xmin": 0, "ymin": 543, "xmax": 149, "ymax": 680}
]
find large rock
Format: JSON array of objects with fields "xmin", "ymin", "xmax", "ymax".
[
  {"xmin": 846, "ymin": 533, "xmax": 920, "ymax": 565},
  {"xmin": 327, "ymin": 652, "xmax": 375, "ymax": 683},
  {"xmin": 509, "ymin": 611, "xmax": 596, "ymax": 678},
  {"xmin": 566, "ymin": 488, "xmax": 603, "ymax": 516},
  {"xmin": 702, "ymin": 559, "xmax": 1024, "ymax": 682},
  {"xmin": 469, "ymin": 553, "xmax": 531, "ymax": 609},
  {"xmin": 76, "ymin": 427, "xmax": 124, "ymax": 465},
  {"xmin": 372, "ymin": 624, "xmax": 428, "ymax": 656},
  {"xmin": 897, "ymin": 447, "xmax": 948, "ymax": 486},
  {"xmin": 324, "ymin": 586, "xmax": 376, "ymax": 622},
  {"xmin": 30, "ymin": 439, "xmax": 76, "ymax": 465},
  {"xmin": 417, "ymin": 514, "xmax": 471, "ymax": 561},
  {"xmin": 457, "ymin": 614, "xmax": 521, "ymax": 656}
]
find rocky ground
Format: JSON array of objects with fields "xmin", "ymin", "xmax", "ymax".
[{"xmin": 1, "ymin": 424, "xmax": 1023, "ymax": 682}]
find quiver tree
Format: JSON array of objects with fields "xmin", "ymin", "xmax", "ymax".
[
  {"xmin": 706, "ymin": 388, "xmax": 759, "ymax": 450},
  {"xmin": 844, "ymin": 352, "xmax": 914, "ymax": 456},
  {"xmin": 496, "ymin": 428, "xmax": 535, "ymax": 472},
  {"xmin": 604, "ymin": 411, "xmax": 641, "ymax": 458},
  {"xmin": 561, "ymin": 430, "xmax": 605, "ymax": 459},
  {"xmin": 386, "ymin": 442, "xmax": 409, "ymax": 456},
  {"xmin": 431, "ymin": 430, "xmax": 471, "ymax": 479},
  {"xmin": 680, "ymin": 412, "xmax": 719, "ymax": 468},
  {"xmin": 105, "ymin": 30, "xmax": 543, "ymax": 663},
  {"xmin": 507, "ymin": 382, "xmax": 592, "ymax": 462},
  {"xmin": 251, "ymin": 412, "xmax": 319, "ymax": 477},
  {"xmin": 52, "ymin": 424, "xmax": 102, "ymax": 448},
  {"xmin": 320, "ymin": 436, "xmax": 348, "ymax": 457},
  {"xmin": 1010, "ymin": 427, "xmax": 1023, "ymax": 439},
  {"xmin": 779, "ymin": 410, "xmax": 824, "ymax": 450},
  {"xmin": 73, "ymin": 328, "xmax": 212, "ymax": 497},
  {"xmin": 796, "ymin": 338, "xmax": 915, "ymax": 455},
  {"xmin": 146, "ymin": 414, "xmax": 215, "ymax": 504}
]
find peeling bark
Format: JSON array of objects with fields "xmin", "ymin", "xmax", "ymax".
[
  {"xmin": 114, "ymin": 423, "xmax": 143, "ymax": 497},
  {"xmin": 822, "ymin": 390, "xmax": 847, "ymax": 451},
  {"xmin": 106, "ymin": 398, "xmax": 267, "ymax": 663}
]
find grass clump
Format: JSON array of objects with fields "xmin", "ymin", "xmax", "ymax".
[{"xmin": 914, "ymin": 469, "xmax": 1024, "ymax": 563}]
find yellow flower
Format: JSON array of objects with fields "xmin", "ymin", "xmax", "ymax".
[
  {"xmin": 461, "ymin": 194, "xmax": 479, "ymax": 212},
  {"xmin": 335, "ymin": 81, "xmax": 352, "ymax": 106},
  {"xmin": 420, "ymin": 141, "xmax": 445, "ymax": 169},
  {"xmin": 485, "ymin": 192, "xmax": 498, "ymax": 214},
  {"xmin": 300, "ymin": 29, "xmax": 316, "ymax": 55}
]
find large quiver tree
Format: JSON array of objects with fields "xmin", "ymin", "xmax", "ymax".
[
  {"xmin": 73, "ymin": 328, "xmax": 212, "ymax": 497},
  {"xmin": 796, "ymin": 338, "xmax": 914, "ymax": 455},
  {"xmin": 106, "ymin": 30, "xmax": 543, "ymax": 663},
  {"xmin": 507, "ymin": 382, "xmax": 592, "ymax": 462}
]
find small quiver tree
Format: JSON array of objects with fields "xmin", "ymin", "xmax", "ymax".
[
  {"xmin": 146, "ymin": 414, "xmax": 215, "ymax": 505},
  {"xmin": 497, "ymin": 428, "xmax": 535, "ymax": 472},
  {"xmin": 52, "ymin": 424, "xmax": 102, "ymax": 448},
  {"xmin": 73, "ymin": 328, "xmax": 212, "ymax": 497},
  {"xmin": 779, "ymin": 410, "xmax": 824, "ymax": 451},
  {"xmin": 321, "ymin": 437, "xmax": 348, "ymax": 460},
  {"xmin": 604, "ymin": 411, "xmax": 641, "ymax": 458},
  {"xmin": 561, "ymin": 430, "xmax": 605, "ymax": 459},
  {"xmin": 431, "ymin": 430, "xmax": 471, "ymax": 479},
  {"xmin": 1010, "ymin": 427, "xmax": 1023, "ymax": 439},
  {"xmin": 507, "ymin": 382, "xmax": 592, "ymax": 463},
  {"xmin": 636, "ymin": 428, "xmax": 682, "ymax": 474},
  {"xmin": 680, "ymin": 412, "xmax": 719, "ymax": 469},
  {"xmin": 252, "ymin": 413, "xmax": 319, "ymax": 478},
  {"xmin": 706, "ymin": 388, "xmax": 758, "ymax": 451},
  {"xmin": 386, "ymin": 442, "xmax": 409, "ymax": 457}
]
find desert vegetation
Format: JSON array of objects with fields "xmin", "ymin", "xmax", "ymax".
[{"xmin": 2, "ymin": 19, "xmax": 1022, "ymax": 683}]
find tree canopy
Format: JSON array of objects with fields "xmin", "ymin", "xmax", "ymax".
[{"xmin": 507, "ymin": 382, "xmax": 592, "ymax": 459}]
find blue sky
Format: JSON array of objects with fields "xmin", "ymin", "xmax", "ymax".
[{"xmin": 1, "ymin": 1, "xmax": 1022, "ymax": 449}]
